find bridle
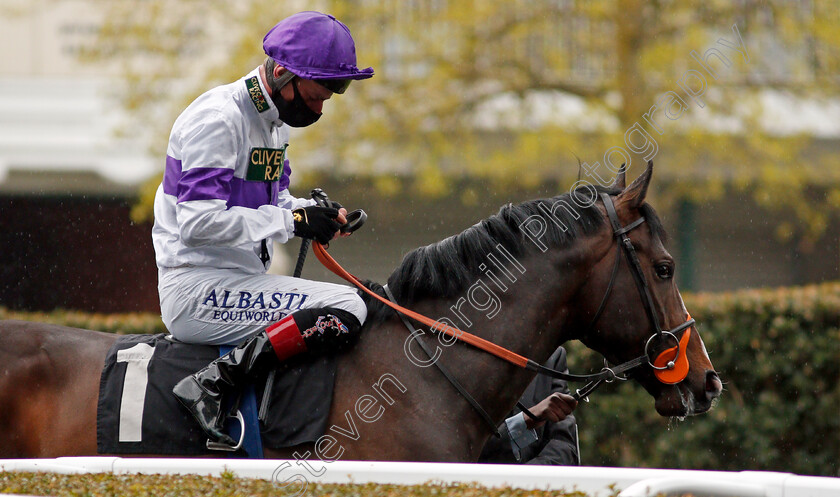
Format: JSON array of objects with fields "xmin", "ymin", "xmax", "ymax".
[
  {"xmin": 512, "ymin": 193, "xmax": 694, "ymax": 404},
  {"xmin": 311, "ymin": 192, "xmax": 695, "ymax": 433},
  {"xmin": 562, "ymin": 193, "xmax": 695, "ymax": 400}
]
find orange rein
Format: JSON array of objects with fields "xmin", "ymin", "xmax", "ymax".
[
  {"xmin": 312, "ymin": 242, "xmax": 531, "ymax": 368},
  {"xmin": 313, "ymin": 242, "xmax": 690, "ymax": 384}
]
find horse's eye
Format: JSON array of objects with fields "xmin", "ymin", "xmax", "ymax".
[{"xmin": 655, "ymin": 263, "xmax": 674, "ymax": 279}]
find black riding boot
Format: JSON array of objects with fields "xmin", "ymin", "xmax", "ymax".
[
  {"xmin": 172, "ymin": 308, "xmax": 361, "ymax": 446},
  {"xmin": 172, "ymin": 331, "xmax": 277, "ymax": 446}
]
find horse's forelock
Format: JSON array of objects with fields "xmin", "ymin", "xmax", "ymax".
[{"xmin": 639, "ymin": 202, "xmax": 668, "ymax": 243}]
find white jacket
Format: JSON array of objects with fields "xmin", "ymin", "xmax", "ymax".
[{"xmin": 153, "ymin": 67, "xmax": 314, "ymax": 274}]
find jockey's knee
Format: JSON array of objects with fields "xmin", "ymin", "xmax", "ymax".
[{"xmin": 329, "ymin": 289, "xmax": 368, "ymax": 326}]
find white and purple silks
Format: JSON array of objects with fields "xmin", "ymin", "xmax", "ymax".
[{"xmin": 152, "ymin": 67, "xmax": 365, "ymax": 345}]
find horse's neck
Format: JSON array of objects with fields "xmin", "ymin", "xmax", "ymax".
[
  {"xmin": 331, "ymin": 236, "xmax": 608, "ymax": 461},
  {"xmin": 427, "ymin": 245, "xmax": 598, "ymax": 438}
]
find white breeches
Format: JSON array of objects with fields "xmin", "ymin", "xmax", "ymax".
[{"xmin": 159, "ymin": 267, "xmax": 367, "ymax": 345}]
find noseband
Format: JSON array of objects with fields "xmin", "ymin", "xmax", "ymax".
[{"xmin": 563, "ymin": 193, "xmax": 695, "ymax": 399}]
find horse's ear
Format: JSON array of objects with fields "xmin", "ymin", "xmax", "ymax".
[
  {"xmin": 616, "ymin": 161, "xmax": 653, "ymax": 210},
  {"xmin": 610, "ymin": 163, "xmax": 627, "ymax": 190}
]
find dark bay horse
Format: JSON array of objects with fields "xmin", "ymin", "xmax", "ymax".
[{"xmin": 0, "ymin": 162, "xmax": 722, "ymax": 460}]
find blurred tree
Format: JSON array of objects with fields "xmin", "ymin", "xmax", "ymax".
[{"xmin": 82, "ymin": 0, "xmax": 840, "ymax": 246}]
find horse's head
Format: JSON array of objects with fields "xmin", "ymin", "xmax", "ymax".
[{"xmin": 576, "ymin": 161, "xmax": 722, "ymax": 417}]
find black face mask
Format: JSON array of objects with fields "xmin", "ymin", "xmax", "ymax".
[{"xmin": 272, "ymin": 78, "xmax": 321, "ymax": 128}]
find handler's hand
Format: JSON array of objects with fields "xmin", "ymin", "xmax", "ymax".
[{"xmin": 524, "ymin": 392, "xmax": 578, "ymax": 430}]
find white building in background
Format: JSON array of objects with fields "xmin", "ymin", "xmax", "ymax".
[{"xmin": 0, "ymin": 0, "xmax": 158, "ymax": 195}]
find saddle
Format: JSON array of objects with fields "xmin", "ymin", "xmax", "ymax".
[{"xmin": 96, "ymin": 333, "xmax": 336, "ymax": 456}]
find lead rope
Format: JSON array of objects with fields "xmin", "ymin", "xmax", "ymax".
[
  {"xmin": 516, "ymin": 401, "xmax": 544, "ymax": 423},
  {"xmin": 383, "ymin": 284, "xmax": 501, "ymax": 437}
]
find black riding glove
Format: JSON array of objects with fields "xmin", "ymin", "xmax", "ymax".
[
  {"xmin": 323, "ymin": 199, "xmax": 343, "ymax": 211},
  {"xmin": 292, "ymin": 206, "xmax": 341, "ymax": 244}
]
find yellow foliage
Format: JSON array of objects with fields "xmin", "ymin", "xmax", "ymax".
[
  {"xmin": 79, "ymin": 0, "xmax": 840, "ymax": 242},
  {"xmin": 374, "ymin": 175, "xmax": 403, "ymax": 197},
  {"xmin": 414, "ymin": 165, "xmax": 450, "ymax": 198},
  {"xmin": 130, "ymin": 173, "xmax": 162, "ymax": 224}
]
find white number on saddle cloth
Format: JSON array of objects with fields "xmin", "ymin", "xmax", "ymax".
[{"xmin": 116, "ymin": 343, "xmax": 155, "ymax": 442}]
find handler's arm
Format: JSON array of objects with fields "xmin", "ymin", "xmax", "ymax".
[
  {"xmin": 526, "ymin": 348, "xmax": 580, "ymax": 466},
  {"xmin": 526, "ymin": 409, "xmax": 579, "ymax": 465}
]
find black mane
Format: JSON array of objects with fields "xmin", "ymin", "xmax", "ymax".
[
  {"xmin": 359, "ymin": 184, "xmax": 668, "ymax": 327},
  {"xmin": 387, "ymin": 184, "xmax": 622, "ymax": 304}
]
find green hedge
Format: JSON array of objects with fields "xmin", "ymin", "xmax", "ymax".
[
  {"xmin": 0, "ymin": 472, "xmax": 584, "ymax": 497},
  {"xmin": 0, "ymin": 308, "xmax": 166, "ymax": 335},
  {"xmin": 3, "ymin": 282, "xmax": 839, "ymax": 476},
  {"xmin": 565, "ymin": 281, "xmax": 840, "ymax": 477}
]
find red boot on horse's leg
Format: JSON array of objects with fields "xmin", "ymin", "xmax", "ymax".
[{"xmin": 172, "ymin": 308, "xmax": 361, "ymax": 446}]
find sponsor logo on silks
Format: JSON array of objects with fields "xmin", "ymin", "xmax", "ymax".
[
  {"xmin": 301, "ymin": 314, "xmax": 350, "ymax": 338},
  {"xmin": 195, "ymin": 289, "xmax": 308, "ymax": 324},
  {"xmin": 246, "ymin": 146, "xmax": 287, "ymax": 182},
  {"xmin": 246, "ymin": 76, "xmax": 270, "ymax": 113}
]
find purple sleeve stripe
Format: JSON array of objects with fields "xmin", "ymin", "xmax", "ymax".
[
  {"xmin": 177, "ymin": 167, "xmax": 234, "ymax": 203},
  {"xmin": 163, "ymin": 155, "xmax": 182, "ymax": 196},
  {"xmin": 163, "ymin": 155, "xmax": 276, "ymax": 209},
  {"xmin": 278, "ymin": 159, "xmax": 292, "ymax": 191},
  {"xmin": 228, "ymin": 177, "xmax": 274, "ymax": 209}
]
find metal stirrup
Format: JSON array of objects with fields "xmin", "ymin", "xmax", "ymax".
[{"xmin": 206, "ymin": 410, "xmax": 246, "ymax": 452}]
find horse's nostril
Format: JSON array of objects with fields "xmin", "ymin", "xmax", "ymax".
[{"xmin": 705, "ymin": 370, "xmax": 722, "ymax": 399}]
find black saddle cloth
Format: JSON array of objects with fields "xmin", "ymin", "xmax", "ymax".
[{"xmin": 96, "ymin": 333, "xmax": 335, "ymax": 455}]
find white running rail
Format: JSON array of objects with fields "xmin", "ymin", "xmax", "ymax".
[{"xmin": 1, "ymin": 458, "xmax": 839, "ymax": 497}]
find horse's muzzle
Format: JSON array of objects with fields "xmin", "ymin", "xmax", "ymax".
[
  {"xmin": 705, "ymin": 370, "xmax": 723, "ymax": 403},
  {"xmin": 686, "ymin": 369, "xmax": 722, "ymax": 415}
]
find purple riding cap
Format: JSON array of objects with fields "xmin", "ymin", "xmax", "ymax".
[{"xmin": 263, "ymin": 11, "xmax": 375, "ymax": 81}]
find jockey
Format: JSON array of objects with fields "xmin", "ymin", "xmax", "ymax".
[{"xmin": 152, "ymin": 11, "xmax": 374, "ymax": 446}]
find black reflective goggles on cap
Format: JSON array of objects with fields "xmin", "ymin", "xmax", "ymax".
[{"xmin": 313, "ymin": 78, "xmax": 352, "ymax": 94}]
